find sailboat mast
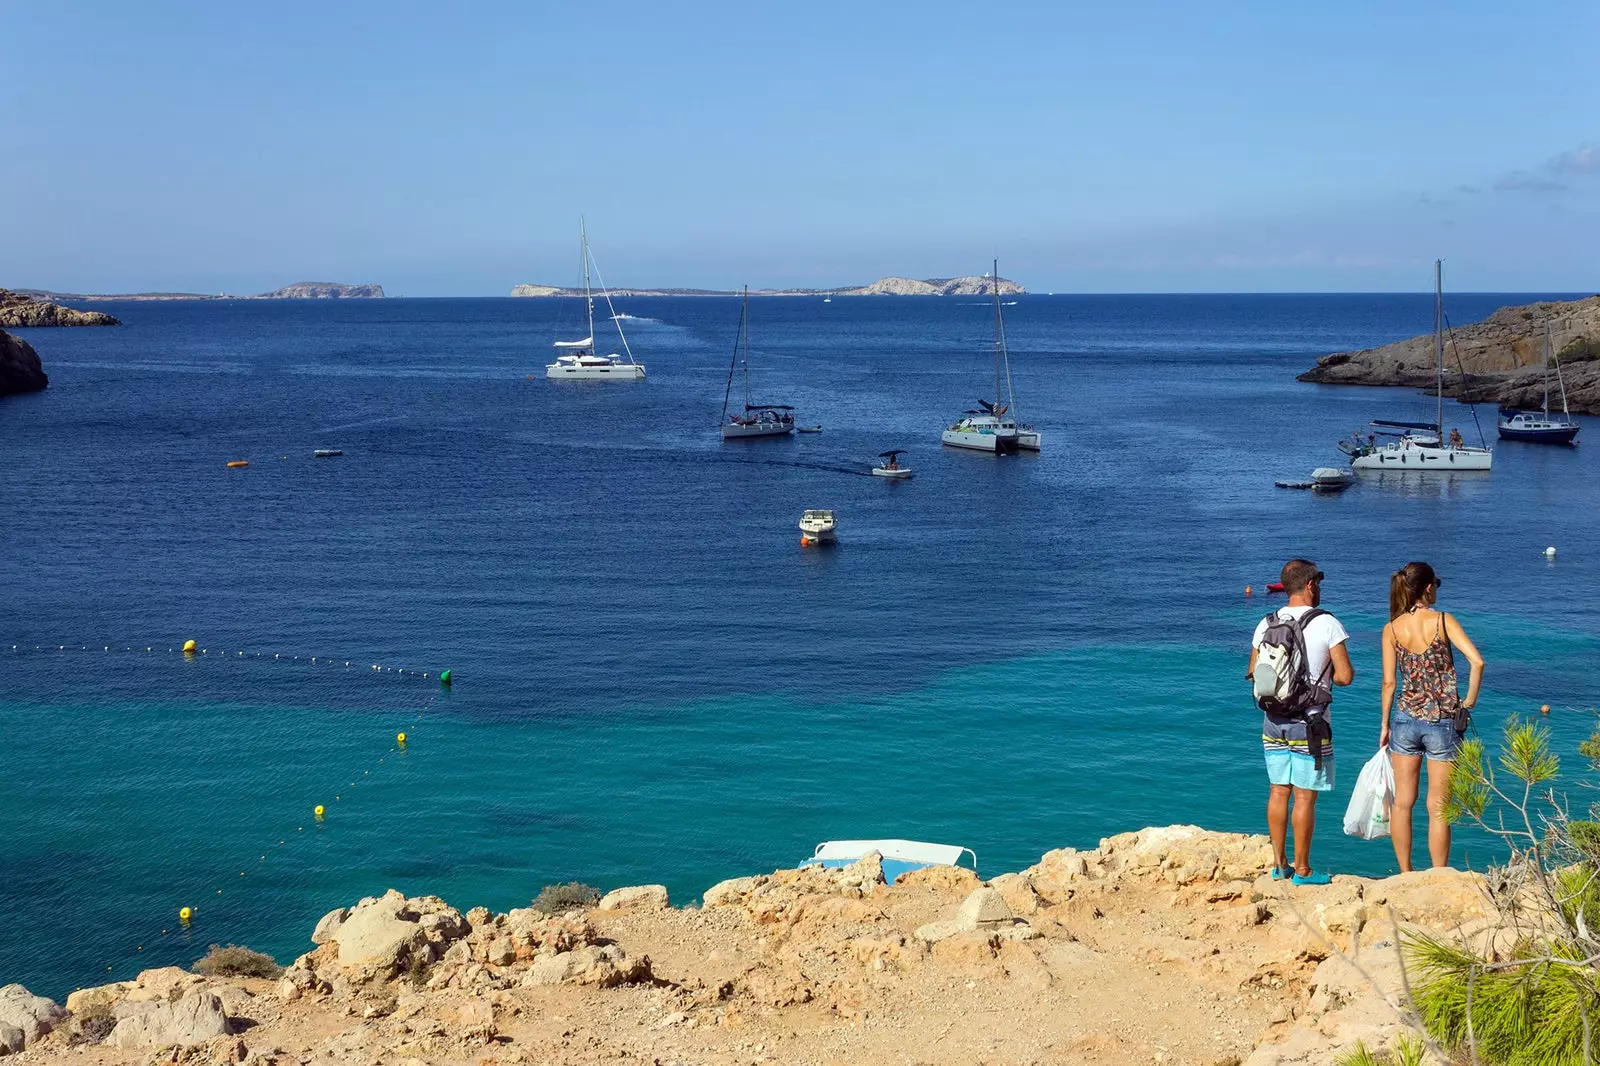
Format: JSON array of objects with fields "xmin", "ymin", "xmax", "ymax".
[
  {"xmin": 1434, "ymin": 259, "xmax": 1443, "ymax": 437},
  {"xmin": 742, "ymin": 286, "xmax": 752, "ymax": 409},
  {"xmin": 581, "ymin": 216, "xmax": 595, "ymax": 351},
  {"xmin": 1543, "ymin": 323, "xmax": 1552, "ymax": 417},
  {"xmin": 992, "ymin": 258, "xmax": 1002, "ymax": 407}
]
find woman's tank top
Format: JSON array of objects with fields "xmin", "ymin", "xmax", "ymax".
[{"xmin": 1396, "ymin": 611, "xmax": 1460, "ymax": 723}]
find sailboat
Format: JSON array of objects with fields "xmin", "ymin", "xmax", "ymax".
[
  {"xmin": 1497, "ymin": 322, "xmax": 1580, "ymax": 444},
  {"xmin": 721, "ymin": 287, "xmax": 795, "ymax": 439},
  {"xmin": 942, "ymin": 260, "xmax": 1029, "ymax": 453},
  {"xmin": 1344, "ymin": 260, "xmax": 1491, "ymax": 472},
  {"xmin": 545, "ymin": 218, "xmax": 645, "ymax": 380}
]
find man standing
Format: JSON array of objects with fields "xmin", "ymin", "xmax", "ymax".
[{"xmin": 1248, "ymin": 559, "xmax": 1353, "ymax": 885}]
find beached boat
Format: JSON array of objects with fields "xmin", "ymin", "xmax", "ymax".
[
  {"xmin": 798, "ymin": 509, "xmax": 836, "ymax": 544},
  {"xmin": 943, "ymin": 259, "xmax": 1032, "ymax": 453},
  {"xmin": 1498, "ymin": 323, "xmax": 1580, "ymax": 444},
  {"xmin": 1344, "ymin": 261, "xmax": 1491, "ymax": 472},
  {"xmin": 721, "ymin": 287, "xmax": 795, "ymax": 439},
  {"xmin": 871, "ymin": 450, "xmax": 913, "ymax": 479},
  {"xmin": 545, "ymin": 219, "xmax": 645, "ymax": 381},
  {"xmin": 801, "ymin": 839, "xmax": 979, "ymax": 883}
]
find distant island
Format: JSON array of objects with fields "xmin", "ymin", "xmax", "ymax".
[
  {"xmin": 0, "ymin": 289, "xmax": 120, "ymax": 327},
  {"xmin": 1299, "ymin": 294, "xmax": 1600, "ymax": 414},
  {"xmin": 509, "ymin": 275, "xmax": 1025, "ymax": 298},
  {"xmin": 13, "ymin": 282, "xmax": 386, "ymax": 302}
]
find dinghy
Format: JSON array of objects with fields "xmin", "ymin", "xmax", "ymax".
[
  {"xmin": 801, "ymin": 839, "xmax": 979, "ymax": 884},
  {"xmin": 871, "ymin": 450, "xmax": 913, "ymax": 479}
]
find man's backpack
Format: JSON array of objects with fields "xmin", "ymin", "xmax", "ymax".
[{"xmin": 1254, "ymin": 608, "xmax": 1333, "ymax": 719}]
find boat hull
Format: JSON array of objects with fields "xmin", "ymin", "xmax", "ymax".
[
  {"xmin": 942, "ymin": 429, "xmax": 1020, "ymax": 453},
  {"xmin": 1497, "ymin": 424, "xmax": 1580, "ymax": 445},
  {"xmin": 722, "ymin": 421, "xmax": 794, "ymax": 439},
  {"xmin": 1351, "ymin": 446, "xmax": 1492, "ymax": 471},
  {"xmin": 546, "ymin": 364, "xmax": 646, "ymax": 380},
  {"xmin": 871, "ymin": 468, "xmax": 913, "ymax": 479},
  {"xmin": 1016, "ymin": 430, "xmax": 1042, "ymax": 451}
]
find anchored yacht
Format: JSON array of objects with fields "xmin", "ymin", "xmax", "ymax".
[{"xmin": 545, "ymin": 219, "xmax": 645, "ymax": 381}]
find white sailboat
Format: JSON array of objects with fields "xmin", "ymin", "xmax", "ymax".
[
  {"xmin": 545, "ymin": 218, "xmax": 646, "ymax": 380},
  {"xmin": 1497, "ymin": 322, "xmax": 1580, "ymax": 444},
  {"xmin": 943, "ymin": 259, "xmax": 1027, "ymax": 453},
  {"xmin": 1345, "ymin": 260, "xmax": 1491, "ymax": 472},
  {"xmin": 721, "ymin": 287, "xmax": 795, "ymax": 439}
]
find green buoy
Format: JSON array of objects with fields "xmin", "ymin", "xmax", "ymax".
[{"xmin": 439, "ymin": 669, "xmax": 452, "ymax": 686}]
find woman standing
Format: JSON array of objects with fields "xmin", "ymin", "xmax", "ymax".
[{"xmin": 1379, "ymin": 562, "xmax": 1485, "ymax": 871}]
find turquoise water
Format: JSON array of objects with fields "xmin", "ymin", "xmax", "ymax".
[{"xmin": 4, "ymin": 294, "xmax": 1598, "ymax": 998}]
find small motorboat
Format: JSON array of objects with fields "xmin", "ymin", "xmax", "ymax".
[
  {"xmin": 800, "ymin": 839, "xmax": 978, "ymax": 884},
  {"xmin": 1274, "ymin": 467, "xmax": 1353, "ymax": 493},
  {"xmin": 871, "ymin": 450, "xmax": 913, "ymax": 479},
  {"xmin": 1266, "ymin": 582, "xmax": 1285, "ymax": 594},
  {"xmin": 798, "ymin": 509, "xmax": 836, "ymax": 545},
  {"xmin": 796, "ymin": 425, "xmax": 823, "ymax": 433},
  {"xmin": 313, "ymin": 449, "xmax": 344, "ymax": 458}
]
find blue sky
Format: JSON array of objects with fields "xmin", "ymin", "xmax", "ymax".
[{"xmin": 3, "ymin": 1, "xmax": 1596, "ymax": 294}]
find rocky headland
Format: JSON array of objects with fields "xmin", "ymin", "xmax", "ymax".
[
  {"xmin": 510, "ymin": 276, "xmax": 1025, "ymax": 298},
  {"xmin": 0, "ymin": 328, "xmax": 49, "ymax": 396},
  {"xmin": 0, "ymin": 825, "xmax": 1503, "ymax": 1066},
  {"xmin": 0, "ymin": 290, "xmax": 119, "ymax": 327},
  {"xmin": 1299, "ymin": 295, "xmax": 1600, "ymax": 414},
  {"xmin": 254, "ymin": 284, "xmax": 385, "ymax": 300}
]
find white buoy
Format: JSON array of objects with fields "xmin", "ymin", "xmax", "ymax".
[{"xmin": 1546, "ymin": 546, "xmax": 1558, "ymax": 557}]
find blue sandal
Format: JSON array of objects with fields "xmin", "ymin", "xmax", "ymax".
[
  {"xmin": 1271, "ymin": 866, "xmax": 1289, "ymax": 880},
  {"xmin": 1292, "ymin": 870, "xmax": 1332, "ymax": 886}
]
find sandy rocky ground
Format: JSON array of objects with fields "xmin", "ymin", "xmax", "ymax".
[{"xmin": 0, "ymin": 826, "xmax": 1498, "ymax": 1066}]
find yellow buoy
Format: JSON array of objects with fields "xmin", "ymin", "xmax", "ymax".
[
  {"xmin": 179, "ymin": 906, "xmax": 193, "ymax": 924},
  {"xmin": 396, "ymin": 732, "xmax": 407, "ymax": 745},
  {"xmin": 314, "ymin": 804, "xmax": 325, "ymax": 819},
  {"xmin": 182, "ymin": 639, "xmax": 197, "ymax": 654}
]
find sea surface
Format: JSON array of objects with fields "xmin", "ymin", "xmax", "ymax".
[{"xmin": 3, "ymin": 293, "xmax": 1598, "ymax": 999}]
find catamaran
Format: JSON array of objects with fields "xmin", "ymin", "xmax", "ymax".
[
  {"xmin": 1497, "ymin": 322, "xmax": 1580, "ymax": 444},
  {"xmin": 545, "ymin": 219, "xmax": 645, "ymax": 380},
  {"xmin": 1341, "ymin": 260, "xmax": 1491, "ymax": 472},
  {"xmin": 942, "ymin": 259, "xmax": 1034, "ymax": 453},
  {"xmin": 721, "ymin": 287, "xmax": 795, "ymax": 439}
]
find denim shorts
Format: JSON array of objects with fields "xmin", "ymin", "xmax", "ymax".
[{"xmin": 1390, "ymin": 708, "xmax": 1461, "ymax": 761}]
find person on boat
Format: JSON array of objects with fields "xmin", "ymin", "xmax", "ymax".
[
  {"xmin": 1248, "ymin": 559, "xmax": 1354, "ymax": 885},
  {"xmin": 1449, "ymin": 428, "xmax": 1464, "ymax": 450},
  {"xmin": 1379, "ymin": 562, "xmax": 1484, "ymax": 872}
]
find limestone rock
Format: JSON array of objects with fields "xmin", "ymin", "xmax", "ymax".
[
  {"xmin": 65, "ymin": 982, "xmax": 131, "ymax": 1015},
  {"xmin": 598, "ymin": 884, "xmax": 669, "ymax": 911},
  {"xmin": 310, "ymin": 907, "xmax": 349, "ymax": 945},
  {"xmin": 108, "ymin": 991, "xmax": 229, "ymax": 1048},
  {"xmin": 957, "ymin": 887, "xmax": 1014, "ymax": 929},
  {"xmin": 327, "ymin": 890, "xmax": 467, "ymax": 973},
  {"xmin": 0, "ymin": 329, "xmax": 47, "ymax": 396},
  {"xmin": 0, "ymin": 290, "xmax": 119, "ymax": 328},
  {"xmin": 913, "ymin": 920, "xmax": 966, "ymax": 944},
  {"xmin": 703, "ymin": 876, "xmax": 762, "ymax": 908},
  {"xmin": 487, "ymin": 938, "xmax": 516, "ymax": 966},
  {"xmin": 0, "ymin": 1023, "xmax": 23, "ymax": 1056},
  {"xmin": 0, "ymin": 985, "xmax": 67, "ymax": 1049},
  {"xmin": 894, "ymin": 864, "xmax": 981, "ymax": 896},
  {"xmin": 521, "ymin": 945, "xmax": 650, "ymax": 987},
  {"xmin": 987, "ymin": 873, "xmax": 1042, "ymax": 916}
]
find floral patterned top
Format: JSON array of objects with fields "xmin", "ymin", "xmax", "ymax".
[{"xmin": 1396, "ymin": 612, "xmax": 1460, "ymax": 723}]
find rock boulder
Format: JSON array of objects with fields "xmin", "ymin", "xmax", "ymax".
[
  {"xmin": 599, "ymin": 884, "xmax": 670, "ymax": 911},
  {"xmin": 0, "ymin": 329, "xmax": 47, "ymax": 396},
  {"xmin": 108, "ymin": 991, "xmax": 229, "ymax": 1049},
  {"xmin": 0, "ymin": 291, "xmax": 119, "ymax": 327},
  {"xmin": 0, "ymin": 985, "xmax": 67, "ymax": 1050}
]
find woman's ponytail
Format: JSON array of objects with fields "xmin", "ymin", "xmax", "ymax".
[{"xmin": 1390, "ymin": 561, "xmax": 1438, "ymax": 619}]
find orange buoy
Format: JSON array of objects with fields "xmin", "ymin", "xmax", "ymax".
[
  {"xmin": 226, "ymin": 460, "xmax": 249, "ymax": 468},
  {"xmin": 1244, "ymin": 585, "xmax": 1253, "ymax": 596},
  {"xmin": 1541, "ymin": 704, "xmax": 1551, "ymax": 715}
]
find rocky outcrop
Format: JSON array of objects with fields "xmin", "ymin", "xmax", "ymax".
[
  {"xmin": 0, "ymin": 290, "xmax": 119, "ymax": 327},
  {"xmin": 107, "ymin": 991, "xmax": 230, "ymax": 1049},
  {"xmin": 597, "ymin": 884, "xmax": 669, "ymax": 911},
  {"xmin": 0, "ymin": 984, "xmax": 68, "ymax": 1053},
  {"xmin": 254, "ymin": 283, "xmax": 385, "ymax": 299},
  {"xmin": 1300, "ymin": 294, "xmax": 1600, "ymax": 414},
  {"xmin": 0, "ymin": 329, "xmax": 48, "ymax": 396}
]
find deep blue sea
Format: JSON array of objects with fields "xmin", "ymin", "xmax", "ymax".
[{"xmin": 4, "ymin": 293, "xmax": 1598, "ymax": 999}]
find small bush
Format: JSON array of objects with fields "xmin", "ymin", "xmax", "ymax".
[
  {"xmin": 407, "ymin": 953, "xmax": 430, "ymax": 988},
  {"xmin": 1333, "ymin": 1036, "xmax": 1426, "ymax": 1066},
  {"xmin": 530, "ymin": 881, "xmax": 600, "ymax": 915},
  {"xmin": 192, "ymin": 943, "xmax": 283, "ymax": 978},
  {"xmin": 69, "ymin": 1006, "xmax": 117, "ymax": 1046}
]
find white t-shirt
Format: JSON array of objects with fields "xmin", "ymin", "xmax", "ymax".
[{"xmin": 1253, "ymin": 605, "xmax": 1350, "ymax": 712}]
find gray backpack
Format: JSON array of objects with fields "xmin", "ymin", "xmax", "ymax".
[{"xmin": 1254, "ymin": 609, "xmax": 1333, "ymax": 719}]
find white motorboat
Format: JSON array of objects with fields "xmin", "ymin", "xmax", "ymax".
[
  {"xmin": 545, "ymin": 218, "xmax": 645, "ymax": 381},
  {"xmin": 798, "ymin": 509, "xmax": 836, "ymax": 544},
  {"xmin": 801, "ymin": 839, "xmax": 979, "ymax": 883},
  {"xmin": 1498, "ymin": 323, "xmax": 1580, "ymax": 444},
  {"xmin": 871, "ymin": 450, "xmax": 913, "ymax": 479},
  {"xmin": 796, "ymin": 425, "xmax": 823, "ymax": 433},
  {"xmin": 1312, "ymin": 467, "xmax": 1353, "ymax": 492},
  {"xmin": 721, "ymin": 287, "xmax": 795, "ymax": 439},
  {"xmin": 944, "ymin": 258, "xmax": 1031, "ymax": 454},
  {"xmin": 1346, "ymin": 260, "xmax": 1491, "ymax": 472}
]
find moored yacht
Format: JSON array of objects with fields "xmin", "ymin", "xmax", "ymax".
[
  {"xmin": 1497, "ymin": 322, "xmax": 1580, "ymax": 444},
  {"xmin": 545, "ymin": 218, "xmax": 645, "ymax": 381},
  {"xmin": 943, "ymin": 259, "xmax": 1030, "ymax": 454},
  {"xmin": 721, "ymin": 287, "xmax": 795, "ymax": 439}
]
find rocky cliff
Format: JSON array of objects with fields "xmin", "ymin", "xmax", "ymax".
[
  {"xmin": 1299, "ymin": 295, "xmax": 1600, "ymax": 414},
  {"xmin": 0, "ymin": 328, "xmax": 49, "ymax": 395},
  {"xmin": 509, "ymin": 275, "xmax": 1026, "ymax": 298},
  {"xmin": 0, "ymin": 825, "xmax": 1500, "ymax": 1066},
  {"xmin": 0, "ymin": 290, "xmax": 120, "ymax": 327},
  {"xmin": 254, "ymin": 283, "xmax": 386, "ymax": 299}
]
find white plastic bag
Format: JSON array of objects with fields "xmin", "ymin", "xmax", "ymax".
[{"xmin": 1343, "ymin": 746, "xmax": 1395, "ymax": 840}]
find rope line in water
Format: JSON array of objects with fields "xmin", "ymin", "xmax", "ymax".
[{"xmin": 6, "ymin": 641, "xmax": 440, "ymax": 680}]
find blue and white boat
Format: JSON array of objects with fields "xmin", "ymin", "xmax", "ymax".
[
  {"xmin": 801, "ymin": 838, "xmax": 979, "ymax": 884},
  {"xmin": 1497, "ymin": 323, "xmax": 1580, "ymax": 445}
]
